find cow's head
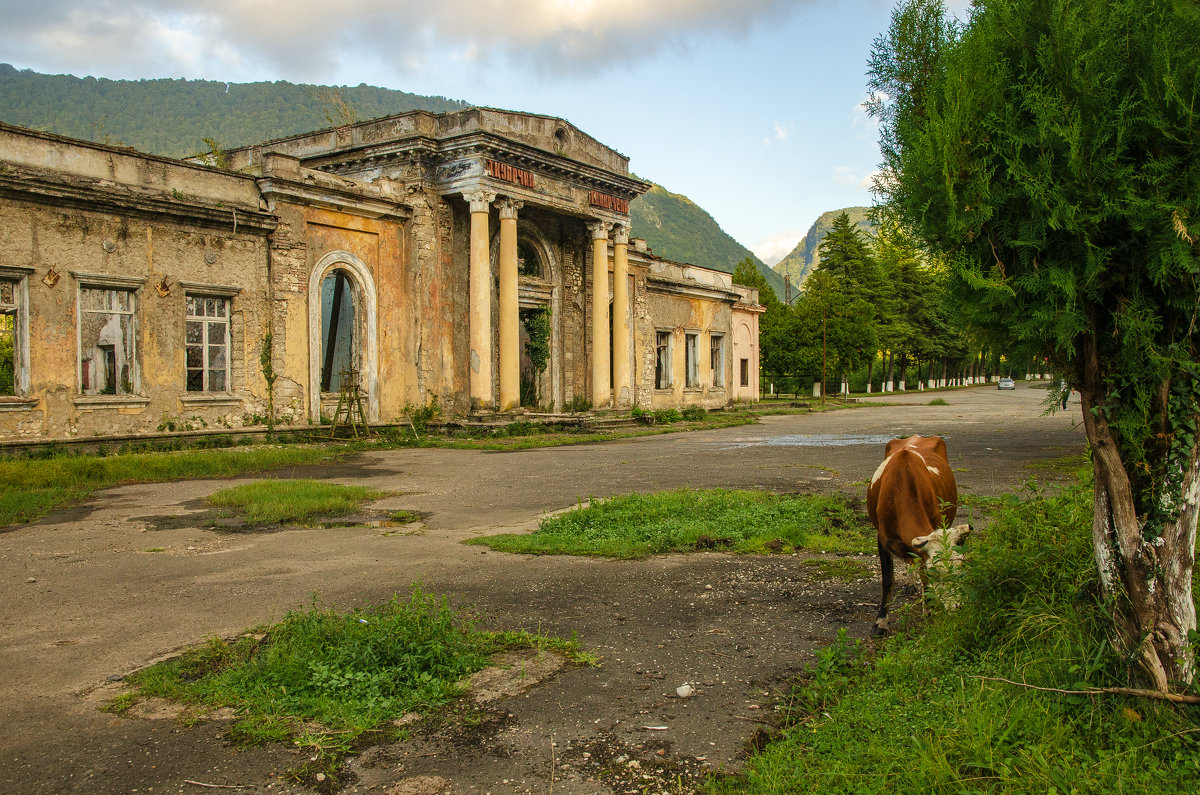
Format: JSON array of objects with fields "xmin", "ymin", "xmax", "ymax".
[
  {"xmin": 913, "ymin": 523, "xmax": 971, "ymax": 609},
  {"xmin": 912, "ymin": 523, "xmax": 970, "ymax": 560}
]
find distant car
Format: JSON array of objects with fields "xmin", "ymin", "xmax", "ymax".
[{"xmin": 997, "ymin": 377, "xmax": 1016, "ymax": 390}]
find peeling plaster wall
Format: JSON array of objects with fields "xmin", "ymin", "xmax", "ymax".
[
  {"xmin": 0, "ymin": 126, "xmax": 274, "ymax": 441},
  {"xmin": 635, "ymin": 275, "xmax": 735, "ymax": 411},
  {"xmin": 0, "ymin": 198, "xmax": 271, "ymax": 438}
]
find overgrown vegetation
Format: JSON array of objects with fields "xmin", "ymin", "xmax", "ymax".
[
  {"xmin": 467, "ymin": 489, "xmax": 872, "ymax": 559},
  {"xmin": 122, "ymin": 588, "xmax": 590, "ymax": 784},
  {"xmin": 713, "ymin": 473, "xmax": 1200, "ymax": 793},
  {"xmin": 207, "ymin": 479, "xmax": 387, "ymax": 525},
  {"xmin": 0, "ymin": 446, "xmax": 340, "ymax": 526}
]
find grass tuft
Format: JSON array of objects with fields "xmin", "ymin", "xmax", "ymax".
[
  {"xmin": 467, "ymin": 489, "xmax": 873, "ymax": 559},
  {"xmin": 0, "ymin": 446, "xmax": 339, "ymax": 527},
  {"xmin": 207, "ymin": 479, "xmax": 388, "ymax": 524},
  {"xmin": 121, "ymin": 588, "xmax": 587, "ymax": 780}
]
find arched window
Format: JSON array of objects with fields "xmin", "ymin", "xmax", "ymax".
[
  {"xmin": 307, "ymin": 251, "xmax": 379, "ymax": 423},
  {"xmin": 518, "ymin": 240, "xmax": 543, "ymax": 278}
]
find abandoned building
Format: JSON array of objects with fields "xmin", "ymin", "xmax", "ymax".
[{"xmin": 0, "ymin": 109, "xmax": 762, "ymax": 441}]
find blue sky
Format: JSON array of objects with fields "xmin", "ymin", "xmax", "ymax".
[{"xmin": 0, "ymin": 0, "xmax": 969, "ymax": 265}]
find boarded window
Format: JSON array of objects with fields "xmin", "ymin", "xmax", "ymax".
[
  {"xmin": 0, "ymin": 281, "xmax": 16, "ymax": 395},
  {"xmin": 655, "ymin": 331, "xmax": 671, "ymax": 389},
  {"xmin": 710, "ymin": 334, "xmax": 724, "ymax": 388},
  {"xmin": 320, "ymin": 270, "xmax": 357, "ymax": 392},
  {"xmin": 740, "ymin": 358, "xmax": 750, "ymax": 388},
  {"xmin": 685, "ymin": 332, "xmax": 699, "ymax": 388},
  {"xmin": 186, "ymin": 295, "xmax": 230, "ymax": 392},
  {"xmin": 79, "ymin": 287, "xmax": 136, "ymax": 395}
]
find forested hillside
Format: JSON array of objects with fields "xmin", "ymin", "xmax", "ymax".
[
  {"xmin": 0, "ymin": 64, "xmax": 466, "ymax": 156},
  {"xmin": 630, "ymin": 184, "xmax": 786, "ymax": 295},
  {"xmin": 773, "ymin": 206, "xmax": 875, "ymax": 297}
]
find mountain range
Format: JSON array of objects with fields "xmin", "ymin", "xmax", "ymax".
[
  {"xmin": 773, "ymin": 206, "xmax": 876, "ymax": 299},
  {"xmin": 0, "ymin": 64, "xmax": 783, "ymax": 292}
]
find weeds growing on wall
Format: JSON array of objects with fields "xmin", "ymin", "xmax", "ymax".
[{"xmin": 711, "ymin": 470, "xmax": 1200, "ymax": 794}]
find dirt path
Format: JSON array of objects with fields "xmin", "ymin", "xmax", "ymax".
[{"xmin": 0, "ymin": 384, "xmax": 1084, "ymax": 794}]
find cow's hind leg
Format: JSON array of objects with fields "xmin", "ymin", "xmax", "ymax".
[{"xmin": 873, "ymin": 540, "xmax": 893, "ymax": 637}]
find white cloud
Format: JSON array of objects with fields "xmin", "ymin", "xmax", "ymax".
[
  {"xmin": 0, "ymin": 0, "xmax": 801, "ymax": 81},
  {"xmin": 750, "ymin": 230, "xmax": 803, "ymax": 266},
  {"xmin": 857, "ymin": 169, "xmax": 882, "ymax": 191},
  {"xmin": 832, "ymin": 166, "xmax": 859, "ymax": 187},
  {"xmin": 762, "ymin": 121, "xmax": 791, "ymax": 147}
]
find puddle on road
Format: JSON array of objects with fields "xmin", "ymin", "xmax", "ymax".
[{"xmin": 721, "ymin": 434, "xmax": 897, "ymax": 449}]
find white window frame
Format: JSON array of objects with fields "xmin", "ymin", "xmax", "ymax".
[
  {"xmin": 709, "ymin": 333, "xmax": 725, "ymax": 389},
  {"xmin": 184, "ymin": 293, "xmax": 232, "ymax": 393},
  {"xmin": 73, "ymin": 272, "xmax": 145, "ymax": 399},
  {"xmin": 655, "ymin": 330, "xmax": 673, "ymax": 390},
  {"xmin": 0, "ymin": 267, "xmax": 32, "ymax": 400},
  {"xmin": 684, "ymin": 331, "xmax": 700, "ymax": 389}
]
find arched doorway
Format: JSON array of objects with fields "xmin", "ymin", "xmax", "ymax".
[{"xmin": 308, "ymin": 251, "xmax": 379, "ymax": 423}]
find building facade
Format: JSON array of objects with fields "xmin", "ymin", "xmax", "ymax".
[{"xmin": 0, "ymin": 109, "xmax": 760, "ymax": 441}]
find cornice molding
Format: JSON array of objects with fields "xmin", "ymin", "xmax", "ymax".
[
  {"xmin": 0, "ymin": 166, "xmax": 277, "ymax": 235},
  {"xmin": 256, "ymin": 175, "xmax": 411, "ymax": 221}
]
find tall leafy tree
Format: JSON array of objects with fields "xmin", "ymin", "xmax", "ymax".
[
  {"xmin": 812, "ymin": 213, "xmax": 882, "ymax": 388},
  {"xmin": 870, "ymin": 0, "xmax": 1200, "ymax": 688}
]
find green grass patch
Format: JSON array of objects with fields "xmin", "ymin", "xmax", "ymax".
[
  {"xmin": 466, "ymin": 489, "xmax": 873, "ymax": 559},
  {"xmin": 124, "ymin": 588, "xmax": 588, "ymax": 784},
  {"xmin": 0, "ymin": 446, "xmax": 341, "ymax": 527},
  {"xmin": 928, "ymin": 397, "xmax": 950, "ymax": 406},
  {"xmin": 801, "ymin": 557, "xmax": 872, "ymax": 581},
  {"xmin": 711, "ymin": 470, "xmax": 1200, "ymax": 794},
  {"xmin": 207, "ymin": 479, "xmax": 388, "ymax": 525}
]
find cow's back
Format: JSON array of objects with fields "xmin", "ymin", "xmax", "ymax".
[{"xmin": 867, "ymin": 435, "xmax": 958, "ymax": 558}]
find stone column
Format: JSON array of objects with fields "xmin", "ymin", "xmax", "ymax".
[
  {"xmin": 497, "ymin": 197, "xmax": 523, "ymax": 411},
  {"xmin": 589, "ymin": 221, "xmax": 612, "ymax": 408},
  {"xmin": 467, "ymin": 190, "xmax": 496, "ymax": 409},
  {"xmin": 611, "ymin": 223, "xmax": 631, "ymax": 407}
]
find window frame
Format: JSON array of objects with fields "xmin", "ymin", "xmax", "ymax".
[
  {"xmin": 184, "ymin": 293, "xmax": 232, "ymax": 393},
  {"xmin": 709, "ymin": 333, "xmax": 725, "ymax": 389},
  {"xmin": 684, "ymin": 331, "xmax": 700, "ymax": 389},
  {"xmin": 740, "ymin": 358, "xmax": 750, "ymax": 388},
  {"xmin": 654, "ymin": 330, "xmax": 673, "ymax": 390},
  {"xmin": 0, "ymin": 267, "xmax": 32, "ymax": 400},
  {"xmin": 73, "ymin": 272, "xmax": 145, "ymax": 400}
]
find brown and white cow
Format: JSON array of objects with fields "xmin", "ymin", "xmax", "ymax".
[{"xmin": 867, "ymin": 435, "xmax": 970, "ymax": 636}]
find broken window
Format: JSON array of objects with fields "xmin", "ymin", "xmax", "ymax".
[
  {"xmin": 740, "ymin": 358, "xmax": 750, "ymax": 388},
  {"xmin": 79, "ymin": 286, "xmax": 137, "ymax": 396},
  {"xmin": 320, "ymin": 270, "xmax": 357, "ymax": 392},
  {"xmin": 655, "ymin": 331, "xmax": 672, "ymax": 390},
  {"xmin": 518, "ymin": 240, "xmax": 542, "ymax": 278},
  {"xmin": 0, "ymin": 281, "xmax": 17, "ymax": 395},
  {"xmin": 685, "ymin": 332, "xmax": 699, "ymax": 388},
  {"xmin": 710, "ymin": 334, "xmax": 724, "ymax": 388},
  {"xmin": 186, "ymin": 295, "xmax": 230, "ymax": 392}
]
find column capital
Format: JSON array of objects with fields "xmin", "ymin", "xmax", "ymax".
[
  {"xmin": 495, "ymin": 196, "xmax": 524, "ymax": 220},
  {"xmin": 588, "ymin": 220, "xmax": 613, "ymax": 241},
  {"xmin": 612, "ymin": 223, "xmax": 629, "ymax": 246},
  {"xmin": 465, "ymin": 189, "xmax": 497, "ymax": 214}
]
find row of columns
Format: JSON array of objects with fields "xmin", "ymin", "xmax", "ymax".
[
  {"xmin": 588, "ymin": 221, "xmax": 631, "ymax": 410},
  {"xmin": 467, "ymin": 189, "xmax": 630, "ymax": 412}
]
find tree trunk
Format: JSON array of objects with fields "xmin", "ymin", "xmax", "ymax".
[
  {"xmin": 886, "ymin": 352, "xmax": 895, "ymax": 393},
  {"xmin": 1079, "ymin": 339, "xmax": 1198, "ymax": 690}
]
